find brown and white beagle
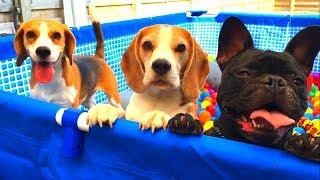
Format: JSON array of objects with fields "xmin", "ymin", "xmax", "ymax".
[
  {"xmin": 88, "ymin": 24, "xmax": 210, "ymax": 131},
  {"xmin": 13, "ymin": 7, "xmax": 122, "ymax": 113}
]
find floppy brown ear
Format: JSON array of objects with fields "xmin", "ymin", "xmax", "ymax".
[
  {"xmin": 182, "ymin": 38, "xmax": 210, "ymax": 102},
  {"xmin": 217, "ymin": 16, "xmax": 254, "ymax": 70},
  {"xmin": 120, "ymin": 33, "xmax": 147, "ymax": 93},
  {"xmin": 14, "ymin": 25, "xmax": 28, "ymax": 67},
  {"xmin": 285, "ymin": 26, "xmax": 320, "ymax": 76},
  {"xmin": 64, "ymin": 26, "xmax": 76, "ymax": 65}
]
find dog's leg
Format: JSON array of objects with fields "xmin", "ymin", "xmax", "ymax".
[
  {"xmin": 97, "ymin": 63, "xmax": 122, "ymax": 108},
  {"xmin": 284, "ymin": 133, "xmax": 320, "ymax": 162},
  {"xmin": 82, "ymin": 93, "xmax": 96, "ymax": 109}
]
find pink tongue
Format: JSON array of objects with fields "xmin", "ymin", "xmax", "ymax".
[
  {"xmin": 34, "ymin": 64, "xmax": 54, "ymax": 83},
  {"xmin": 250, "ymin": 109, "xmax": 295, "ymax": 129}
]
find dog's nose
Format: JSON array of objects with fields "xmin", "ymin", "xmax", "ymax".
[
  {"xmin": 261, "ymin": 76, "xmax": 287, "ymax": 88},
  {"xmin": 152, "ymin": 59, "xmax": 171, "ymax": 75},
  {"xmin": 36, "ymin": 46, "xmax": 51, "ymax": 59}
]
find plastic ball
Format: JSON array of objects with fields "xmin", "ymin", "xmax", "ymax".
[
  {"xmin": 292, "ymin": 127, "xmax": 306, "ymax": 136},
  {"xmin": 214, "ymin": 106, "xmax": 221, "ymax": 118},
  {"xmin": 201, "ymin": 92, "xmax": 210, "ymax": 99},
  {"xmin": 306, "ymin": 108, "xmax": 313, "ymax": 114},
  {"xmin": 204, "ymin": 82, "xmax": 211, "ymax": 89},
  {"xmin": 203, "ymin": 97, "xmax": 213, "ymax": 102},
  {"xmin": 203, "ymin": 121, "xmax": 214, "ymax": 131},
  {"xmin": 206, "ymin": 105, "xmax": 215, "ymax": 116},
  {"xmin": 314, "ymin": 101, "xmax": 319, "ymax": 108},
  {"xmin": 201, "ymin": 100, "xmax": 212, "ymax": 109},
  {"xmin": 211, "ymin": 93, "xmax": 217, "ymax": 100},
  {"xmin": 199, "ymin": 111, "xmax": 212, "ymax": 124},
  {"xmin": 209, "ymin": 89, "xmax": 215, "ymax": 95}
]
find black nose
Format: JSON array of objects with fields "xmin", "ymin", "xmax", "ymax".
[
  {"xmin": 152, "ymin": 59, "xmax": 171, "ymax": 75},
  {"xmin": 36, "ymin": 46, "xmax": 51, "ymax": 59},
  {"xmin": 260, "ymin": 75, "xmax": 287, "ymax": 88}
]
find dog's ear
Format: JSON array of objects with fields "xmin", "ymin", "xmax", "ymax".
[
  {"xmin": 285, "ymin": 26, "xmax": 320, "ymax": 76},
  {"xmin": 14, "ymin": 24, "xmax": 28, "ymax": 67},
  {"xmin": 182, "ymin": 38, "xmax": 210, "ymax": 102},
  {"xmin": 217, "ymin": 16, "xmax": 254, "ymax": 70},
  {"xmin": 120, "ymin": 32, "xmax": 147, "ymax": 93},
  {"xmin": 64, "ymin": 26, "xmax": 76, "ymax": 65}
]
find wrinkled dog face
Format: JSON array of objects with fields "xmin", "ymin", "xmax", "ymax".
[
  {"xmin": 216, "ymin": 17, "xmax": 320, "ymax": 145},
  {"xmin": 138, "ymin": 25, "xmax": 192, "ymax": 90}
]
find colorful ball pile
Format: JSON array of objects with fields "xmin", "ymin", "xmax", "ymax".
[
  {"xmin": 197, "ymin": 81, "xmax": 220, "ymax": 131},
  {"xmin": 293, "ymin": 73, "xmax": 320, "ymax": 138}
]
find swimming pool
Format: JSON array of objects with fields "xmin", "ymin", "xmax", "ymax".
[{"xmin": 0, "ymin": 12, "xmax": 319, "ymax": 178}]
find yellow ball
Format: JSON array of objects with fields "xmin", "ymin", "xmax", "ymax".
[
  {"xmin": 314, "ymin": 101, "xmax": 320, "ymax": 108},
  {"xmin": 315, "ymin": 91, "xmax": 320, "ymax": 98},
  {"xmin": 201, "ymin": 100, "xmax": 212, "ymax": 109},
  {"xmin": 306, "ymin": 107, "xmax": 313, "ymax": 114},
  {"xmin": 204, "ymin": 121, "xmax": 214, "ymax": 131},
  {"xmin": 312, "ymin": 119, "xmax": 320, "ymax": 129}
]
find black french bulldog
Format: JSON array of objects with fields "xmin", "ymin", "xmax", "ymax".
[{"xmin": 168, "ymin": 17, "xmax": 320, "ymax": 162}]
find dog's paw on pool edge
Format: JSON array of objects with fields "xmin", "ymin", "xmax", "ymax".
[
  {"xmin": 168, "ymin": 113, "xmax": 203, "ymax": 135},
  {"xmin": 284, "ymin": 133, "xmax": 320, "ymax": 162}
]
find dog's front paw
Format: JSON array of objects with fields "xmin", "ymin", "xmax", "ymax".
[
  {"xmin": 139, "ymin": 110, "xmax": 171, "ymax": 133},
  {"xmin": 284, "ymin": 134, "xmax": 320, "ymax": 162},
  {"xmin": 87, "ymin": 104, "xmax": 125, "ymax": 128},
  {"xmin": 167, "ymin": 113, "xmax": 203, "ymax": 135}
]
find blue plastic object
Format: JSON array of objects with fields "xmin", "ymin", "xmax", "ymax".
[{"xmin": 60, "ymin": 109, "xmax": 87, "ymax": 158}]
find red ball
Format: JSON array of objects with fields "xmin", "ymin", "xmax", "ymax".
[
  {"xmin": 206, "ymin": 105, "xmax": 215, "ymax": 116},
  {"xmin": 204, "ymin": 82, "xmax": 211, "ymax": 89},
  {"xmin": 211, "ymin": 93, "xmax": 217, "ymax": 100}
]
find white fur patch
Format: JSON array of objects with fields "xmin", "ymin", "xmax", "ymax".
[{"xmin": 30, "ymin": 61, "xmax": 77, "ymax": 107}]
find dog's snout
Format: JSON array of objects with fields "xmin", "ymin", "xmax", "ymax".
[
  {"xmin": 261, "ymin": 76, "xmax": 287, "ymax": 88},
  {"xmin": 36, "ymin": 46, "xmax": 51, "ymax": 59},
  {"xmin": 152, "ymin": 59, "xmax": 171, "ymax": 75}
]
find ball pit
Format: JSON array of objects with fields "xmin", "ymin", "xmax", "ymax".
[{"xmin": 197, "ymin": 81, "xmax": 219, "ymax": 131}]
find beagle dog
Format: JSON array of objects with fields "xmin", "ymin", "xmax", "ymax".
[
  {"xmin": 13, "ymin": 7, "xmax": 122, "ymax": 112},
  {"xmin": 88, "ymin": 25, "xmax": 210, "ymax": 131}
]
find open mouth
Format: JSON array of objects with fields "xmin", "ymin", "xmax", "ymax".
[
  {"xmin": 32, "ymin": 61, "xmax": 58, "ymax": 84},
  {"xmin": 236, "ymin": 103, "xmax": 295, "ymax": 137}
]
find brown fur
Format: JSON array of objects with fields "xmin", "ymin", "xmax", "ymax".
[{"xmin": 14, "ymin": 19, "xmax": 121, "ymax": 108}]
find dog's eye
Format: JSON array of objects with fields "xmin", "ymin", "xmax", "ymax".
[
  {"xmin": 26, "ymin": 31, "xmax": 35, "ymax": 39},
  {"xmin": 293, "ymin": 77, "xmax": 304, "ymax": 86},
  {"xmin": 143, "ymin": 41, "xmax": 153, "ymax": 50},
  {"xmin": 236, "ymin": 70, "xmax": 250, "ymax": 77},
  {"xmin": 176, "ymin": 44, "xmax": 186, "ymax": 53},
  {"xmin": 52, "ymin": 32, "xmax": 61, "ymax": 40}
]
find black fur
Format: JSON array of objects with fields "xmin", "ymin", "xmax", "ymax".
[{"xmin": 168, "ymin": 17, "xmax": 320, "ymax": 162}]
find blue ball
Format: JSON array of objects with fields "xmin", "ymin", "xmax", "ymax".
[
  {"xmin": 215, "ymin": 106, "xmax": 221, "ymax": 118},
  {"xmin": 304, "ymin": 114, "xmax": 314, "ymax": 120},
  {"xmin": 293, "ymin": 127, "xmax": 306, "ymax": 135},
  {"xmin": 200, "ymin": 92, "xmax": 210, "ymax": 99}
]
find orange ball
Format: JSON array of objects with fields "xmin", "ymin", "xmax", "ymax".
[{"xmin": 199, "ymin": 111, "xmax": 212, "ymax": 124}]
